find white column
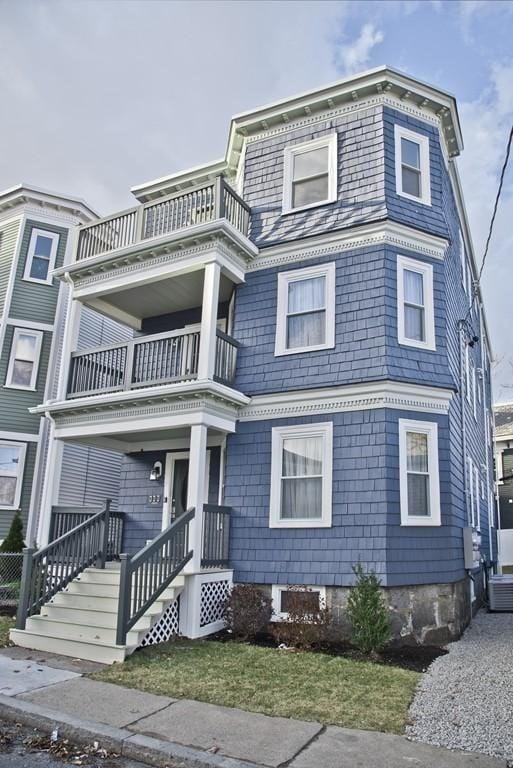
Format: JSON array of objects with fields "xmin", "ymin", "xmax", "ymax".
[
  {"xmin": 197, "ymin": 262, "xmax": 221, "ymax": 380},
  {"xmin": 36, "ymin": 419, "xmax": 64, "ymax": 546},
  {"xmin": 185, "ymin": 423, "xmax": 208, "ymax": 573},
  {"xmin": 57, "ymin": 288, "xmax": 82, "ymax": 401}
]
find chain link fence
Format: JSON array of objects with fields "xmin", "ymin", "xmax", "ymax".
[{"xmin": 0, "ymin": 553, "xmax": 23, "ymax": 615}]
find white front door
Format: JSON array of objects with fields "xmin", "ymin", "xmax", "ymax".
[{"xmin": 162, "ymin": 450, "xmax": 211, "ymax": 530}]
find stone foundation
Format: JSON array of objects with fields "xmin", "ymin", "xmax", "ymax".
[{"xmin": 254, "ymin": 576, "xmax": 474, "ymax": 646}]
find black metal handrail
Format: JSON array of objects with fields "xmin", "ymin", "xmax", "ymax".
[
  {"xmin": 49, "ymin": 506, "xmax": 124, "ymax": 560},
  {"xmin": 16, "ymin": 500, "xmax": 112, "ymax": 630},
  {"xmin": 202, "ymin": 504, "xmax": 231, "ymax": 568},
  {"xmin": 116, "ymin": 508, "xmax": 194, "ymax": 645}
]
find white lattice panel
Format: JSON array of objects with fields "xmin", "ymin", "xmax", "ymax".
[
  {"xmin": 200, "ymin": 579, "xmax": 230, "ymax": 627},
  {"xmin": 140, "ymin": 597, "xmax": 180, "ymax": 646}
]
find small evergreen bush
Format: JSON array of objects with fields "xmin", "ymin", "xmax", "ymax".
[
  {"xmin": 347, "ymin": 563, "xmax": 391, "ymax": 654},
  {"xmin": 224, "ymin": 584, "xmax": 272, "ymax": 641},
  {"xmin": 271, "ymin": 586, "xmax": 332, "ymax": 649},
  {"xmin": 0, "ymin": 511, "xmax": 25, "ymax": 581}
]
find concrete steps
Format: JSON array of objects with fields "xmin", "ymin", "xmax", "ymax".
[{"xmin": 10, "ymin": 565, "xmax": 185, "ymax": 665}]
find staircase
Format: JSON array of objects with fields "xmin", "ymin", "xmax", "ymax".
[{"xmin": 10, "ymin": 565, "xmax": 185, "ymax": 664}]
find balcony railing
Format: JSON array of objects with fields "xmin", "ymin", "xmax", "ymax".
[
  {"xmin": 67, "ymin": 328, "xmax": 239, "ymax": 398},
  {"xmin": 76, "ymin": 176, "xmax": 250, "ymax": 262}
]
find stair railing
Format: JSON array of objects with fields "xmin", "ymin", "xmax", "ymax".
[
  {"xmin": 116, "ymin": 507, "xmax": 194, "ymax": 646},
  {"xmin": 16, "ymin": 500, "xmax": 112, "ymax": 630}
]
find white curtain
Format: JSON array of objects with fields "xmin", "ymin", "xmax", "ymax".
[
  {"xmin": 287, "ymin": 276, "xmax": 326, "ymax": 348},
  {"xmin": 407, "ymin": 432, "xmax": 429, "ymax": 516},
  {"xmin": 404, "ymin": 269, "xmax": 425, "ymax": 341},
  {"xmin": 281, "ymin": 436, "xmax": 323, "ymax": 519}
]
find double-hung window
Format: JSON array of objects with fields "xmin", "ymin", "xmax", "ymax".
[
  {"xmin": 0, "ymin": 441, "xmax": 27, "ymax": 510},
  {"xmin": 6, "ymin": 328, "xmax": 43, "ymax": 390},
  {"xmin": 394, "ymin": 125, "xmax": 431, "ymax": 206},
  {"xmin": 275, "ymin": 263, "xmax": 335, "ymax": 355},
  {"xmin": 283, "ymin": 134, "xmax": 337, "ymax": 213},
  {"xmin": 24, "ymin": 229, "xmax": 59, "ymax": 284},
  {"xmin": 399, "ymin": 419, "xmax": 441, "ymax": 526},
  {"xmin": 270, "ymin": 422, "xmax": 332, "ymax": 528},
  {"xmin": 397, "ymin": 255, "xmax": 435, "ymax": 350}
]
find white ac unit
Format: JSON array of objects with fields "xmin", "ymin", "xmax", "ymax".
[{"xmin": 489, "ymin": 575, "xmax": 513, "ymax": 611}]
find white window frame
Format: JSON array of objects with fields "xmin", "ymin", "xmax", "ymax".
[
  {"xmin": 468, "ymin": 456, "xmax": 474, "ymax": 526},
  {"xmin": 397, "ymin": 255, "xmax": 435, "ymax": 351},
  {"xmin": 474, "ymin": 465, "xmax": 480, "ymax": 531},
  {"xmin": 459, "ymin": 229, "xmax": 467, "ymax": 292},
  {"xmin": 399, "ymin": 419, "xmax": 441, "ymax": 526},
  {"xmin": 471, "ymin": 361, "xmax": 477, "ymax": 418},
  {"xmin": 5, "ymin": 328, "xmax": 43, "ymax": 391},
  {"xmin": 465, "ymin": 345, "xmax": 471, "ymax": 404},
  {"xmin": 282, "ymin": 134, "xmax": 338, "ymax": 214},
  {"xmin": 270, "ymin": 422, "xmax": 333, "ymax": 529},
  {"xmin": 275, "ymin": 262, "xmax": 335, "ymax": 356},
  {"xmin": 23, "ymin": 228, "xmax": 59, "ymax": 285},
  {"xmin": 394, "ymin": 125, "xmax": 431, "ymax": 206},
  {"xmin": 271, "ymin": 584, "xmax": 327, "ymax": 621},
  {"xmin": 0, "ymin": 440, "xmax": 27, "ymax": 511}
]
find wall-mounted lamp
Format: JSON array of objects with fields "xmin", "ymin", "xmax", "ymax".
[{"xmin": 150, "ymin": 461, "xmax": 163, "ymax": 481}]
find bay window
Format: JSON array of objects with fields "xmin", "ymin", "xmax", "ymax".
[
  {"xmin": 283, "ymin": 134, "xmax": 337, "ymax": 213},
  {"xmin": 6, "ymin": 328, "xmax": 43, "ymax": 390},
  {"xmin": 394, "ymin": 125, "xmax": 431, "ymax": 206},
  {"xmin": 399, "ymin": 419, "xmax": 441, "ymax": 526},
  {"xmin": 397, "ymin": 255, "xmax": 435, "ymax": 350}
]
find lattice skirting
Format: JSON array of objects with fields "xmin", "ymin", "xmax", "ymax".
[
  {"xmin": 200, "ymin": 578, "xmax": 230, "ymax": 628},
  {"xmin": 139, "ymin": 596, "xmax": 180, "ymax": 646}
]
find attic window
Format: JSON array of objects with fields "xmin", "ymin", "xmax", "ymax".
[{"xmin": 283, "ymin": 134, "xmax": 337, "ymax": 214}]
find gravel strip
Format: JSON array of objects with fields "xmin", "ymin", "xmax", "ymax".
[{"xmin": 407, "ymin": 611, "xmax": 513, "ymax": 762}]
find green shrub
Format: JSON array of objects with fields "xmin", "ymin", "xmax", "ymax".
[
  {"xmin": 271, "ymin": 586, "xmax": 332, "ymax": 649},
  {"xmin": 347, "ymin": 564, "xmax": 391, "ymax": 654},
  {"xmin": 224, "ymin": 584, "xmax": 272, "ymax": 641},
  {"xmin": 0, "ymin": 511, "xmax": 24, "ymax": 553}
]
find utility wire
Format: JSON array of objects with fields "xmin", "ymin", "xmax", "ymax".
[{"xmin": 465, "ymin": 123, "xmax": 513, "ymax": 322}]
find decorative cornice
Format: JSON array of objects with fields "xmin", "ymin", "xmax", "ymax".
[
  {"xmin": 239, "ymin": 381, "xmax": 454, "ymax": 421},
  {"xmin": 249, "ymin": 221, "xmax": 448, "ymax": 272}
]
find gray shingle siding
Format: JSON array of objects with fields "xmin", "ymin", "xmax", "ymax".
[{"xmin": 0, "ymin": 219, "xmax": 20, "ymax": 318}]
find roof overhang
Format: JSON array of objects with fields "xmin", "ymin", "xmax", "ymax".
[{"xmin": 0, "ymin": 183, "xmax": 98, "ymax": 224}]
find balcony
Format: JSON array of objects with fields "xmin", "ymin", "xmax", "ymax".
[
  {"xmin": 75, "ymin": 176, "xmax": 250, "ymax": 263},
  {"xmin": 67, "ymin": 327, "xmax": 239, "ymax": 399}
]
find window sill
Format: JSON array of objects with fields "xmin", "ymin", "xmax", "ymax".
[
  {"xmin": 3, "ymin": 384, "xmax": 37, "ymax": 392},
  {"xmin": 400, "ymin": 517, "xmax": 441, "ymax": 527},
  {"xmin": 22, "ymin": 276, "xmax": 53, "ymax": 286},
  {"xmin": 398, "ymin": 338, "xmax": 436, "ymax": 352},
  {"xmin": 270, "ymin": 519, "xmax": 332, "ymax": 529},
  {"xmin": 396, "ymin": 189, "xmax": 432, "ymax": 207},
  {"xmin": 274, "ymin": 342, "xmax": 335, "ymax": 357},
  {"xmin": 281, "ymin": 197, "xmax": 337, "ymax": 216}
]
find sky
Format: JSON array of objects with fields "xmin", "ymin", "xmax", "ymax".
[{"xmin": 1, "ymin": 0, "xmax": 512, "ymax": 400}]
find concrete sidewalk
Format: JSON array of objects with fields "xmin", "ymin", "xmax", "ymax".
[{"xmin": 0, "ymin": 654, "xmax": 505, "ymax": 768}]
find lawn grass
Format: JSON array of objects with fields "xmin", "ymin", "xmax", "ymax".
[
  {"xmin": 92, "ymin": 639, "xmax": 420, "ymax": 734},
  {"xmin": 0, "ymin": 615, "xmax": 14, "ymax": 647}
]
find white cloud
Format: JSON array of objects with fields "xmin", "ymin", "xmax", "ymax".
[
  {"xmin": 458, "ymin": 61, "xmax": 513, "ymax": 401},
  {"xmin": 336, "ymin": 23, "xmax": 384, "ymax": 75}
]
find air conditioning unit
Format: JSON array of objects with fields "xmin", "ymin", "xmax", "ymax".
[{"xmin": 489, "ymin": 575, "xmax": 513, "ymax": 611}]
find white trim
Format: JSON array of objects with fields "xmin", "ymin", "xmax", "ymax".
[
  {"xmin": 23, "ymin": 228, "xmax": 59, "ymax": 285},
  {"xmin": 5, "ymin": 318, "xmax": 54, "ymax": 333},
  {"xmin": 271, "ymin": 584, "xmax": 326, "ymax": 621},
  {"xmin": 275, "ymin": 262, "xmax": 335, "ymax": 356},
  {"xmin": 0, "ymin": 215, "xmax": 25, "ymax": 360},
  {"xmin": 394, "ymin": 125, "xmax": 431, "ymax": 206},
  {"xmin": 0, "ymin": 440, "xmax": 27, "ymax": 511},
  {"xmin": 468, "ymin": 456, "xmax": 474, "ymax": 527},
  {"xmin": 475, "ymin": 465, "xmax": 480, "ymax": 532},
  {"xmin": 0, "ymin": 430, "xmax": 38, "ymax": 443},
  {"xmin": 282, "ymin": 134, "xmax": 337, "ymax": 215},
  {"xmin": 270, "ymin": 421, "xmax": 332, "ymax": 529},
  {"xmin": 397, "ymin": 255, "xmax": 435, "ymax": 351},
  {"xmin": 5, "ymin": 327, "xmax": 43, "ymax": 391},
  {"xmin": 250, "ymin": 221, "xmax": 447, "ymax": 272},
  {"xmin": 399, "ymin": 418, "xmax": 441, "ymax": 526},
  {"xmin": 240, "ymin": 381, "xmax": 454, "ymax": 422},
  {"xmin": 26, "ymin": 417, "xmax": 47, "ymax": 546}
]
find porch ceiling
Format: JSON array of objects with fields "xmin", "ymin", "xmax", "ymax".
[
  {"xmin": 67, "ymin": 426, "xmax": 227, "ymax": 453},
  {"xmin": 85, "ymin": 271, "xmax": 234, "ymax": 324}
]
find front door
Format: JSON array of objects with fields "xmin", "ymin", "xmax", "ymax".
[{"xmin": 162, "ymin": 451, "xmax": 211, "ymax": 529}]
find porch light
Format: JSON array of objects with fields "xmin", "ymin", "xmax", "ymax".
[{"xmin": 150, "ymin": 461, "xmax": 163, "ymax": 481}]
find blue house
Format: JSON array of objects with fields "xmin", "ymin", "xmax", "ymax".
[{"xmin": 11, "ymin": 67, "xmax": 495, "ymax": 663}]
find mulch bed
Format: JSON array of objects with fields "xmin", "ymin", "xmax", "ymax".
[{"xmin": 207, "ymin": 630, "xmax": 447, "ymax": 673}]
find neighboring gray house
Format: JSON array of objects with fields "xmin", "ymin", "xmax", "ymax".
[
  {"xmin": 11, "ymin": 67, "xmax": 496, "ymax": 663},
  {"xmin": 494, "ymin": 402, "xmax": 513, "ymax": 569},
  {"xmin": 0, "ymin": 184, "xmax": 126, "ymax": 547}
]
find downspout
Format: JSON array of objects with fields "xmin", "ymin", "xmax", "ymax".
[{"xmin": 458, "ymin": 320, "xmax": 472, "ymax": 622}]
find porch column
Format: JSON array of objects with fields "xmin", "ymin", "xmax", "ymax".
[
  {"xmin": 185, "ymin": 423, "xmax": 208, "ymax": 572},
  {"xmin": 36, "ymin": 421, "xmax": 63, "ymax": 546},
  {"xmin": 197, "ymin": 262, "xmax": 221, "ymax": 380},
  {"xmin": 57, "ymin": 290, "xmax": 82, "ymax": 401}
]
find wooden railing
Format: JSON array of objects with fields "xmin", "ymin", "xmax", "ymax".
[
  {"xmin": 201, "ymin": 505, "xmax": 231, "ymax": 568},
  {"xmin": 49, "ymin": 506, "xmax": 124, "ymax": 560},
  {"xmin": 116, "ymin": 508, "xmax": 194, "ymax": 645},
  {"xmin": 76, "ymin": 176, "xmax": 250, "ymax": 262},
  {"xmin": 16, "ymin": 501, "xmax": 112, "ymax": 629},
  {"xmin": 67, "ymin": 327, "xmax": 238, "ymax": 398}
]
